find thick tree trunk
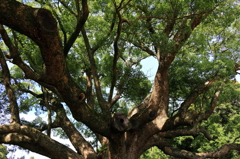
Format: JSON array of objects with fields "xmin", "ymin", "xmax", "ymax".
[{"xmin": 107, "ymin": 134, "xmax": 140, "ymax": 159}]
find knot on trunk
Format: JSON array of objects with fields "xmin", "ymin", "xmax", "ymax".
[
  {"xmin": 112, "ymin": 112, "xmax": 131, "ymax": 132},
  {"xmin": 78, "ymin": 93, "xmax": 86, "ymax": 101},
  {"xmin": 34, "ymin": 8, "xmax": 57, "ymax": 32}
]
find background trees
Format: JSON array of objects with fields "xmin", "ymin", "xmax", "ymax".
[{"xmin": 0, "ymin": 0, "xmax": 240, "ymax": 158}]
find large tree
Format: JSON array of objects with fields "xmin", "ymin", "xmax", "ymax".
[{"xmin": 0, "ymin": 0, "xmax": 240, "ymax": 158}]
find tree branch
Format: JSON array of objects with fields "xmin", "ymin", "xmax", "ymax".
[
  {"xmin": 118, "ymin": 0, "xmax": 133, "ymax": 11},
  {"xmin": 111, "ymin": 92, "xmax": 121, "ymax": 106},
  {"xmin": 58, "ymin": 0, "xmax": 77, "ymax": 17},
  {"xmin": 81, "ymin": 27, "xmax": 108, "ymax": 111},
  {"xmin": 130, "ymin": 55, "xmax": 173, "ymax": 130},
  {"xmin": 41, "ymin": 86, "xmax": 52, "ymax": 137},
  {"xmin": 37, "ymin": 120, "xmax": 60, "ymax": 132},
  {"xmin": 178, "ymin": 79, "xmax": 217, "ymax": 119},
  {"xmin": 131, "ymin": 39, "xmax": 156, "ymax": 56},
  {"xmin": 0, "ymin": 49, "xmax": 20, "ymax": 123},
  {"xmin": 0, "ymin": 133, "xmax": 50, "ymax": 157},
  {"xmin": 85, "ymin": 69, "xmax": 94, "ymax": 106},
  {"xmin": 197, "ymin": 89, "xmax": 221, "ymax": 122},
  {"xmin": 108, "ymin": 3, "xmax": 122, "ymax": 105},
  {"xmin": 143, "ymin": 133, "xmax": 239, "ymax": 159},
  {"xmin": 162, "ymin": 143, "xmax": 240, "ymax": 159},
  {"xmin": 128, "ymin": 94, "xmax": 158, "ymax": 129},
  {"xmin": 154, "ymin": 126, "xmax": 211, "ymax": 140},
  {"xmin": 15, "ymin": 86, "xmax": 44, "ymax": 99},
  {"xmin": 0, "ymin": 124, "xmax": 83, "ymax": 159},
  {"xmin": 156, "ymin": 79, "xmax": 217, "ymax": 132},
  {"xmin": 55, "ymin": 103, "xmax": 97, "ymax": 158},
  {"xmin": 75, "ymin": 0, "xmax": 81, "ymax": 17},
  {"xmin": 64, "ymin": 0, "xmax": 89, "ymax": 56}
]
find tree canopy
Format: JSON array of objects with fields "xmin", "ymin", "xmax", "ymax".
[{"xmin": 0, "ymin": 0, "xmax": 240, "ymax": 159}]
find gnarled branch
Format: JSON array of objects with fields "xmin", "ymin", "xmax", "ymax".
[{"xmin": 0, "ymin": 124, "xmax": 83, "ymax": 159}]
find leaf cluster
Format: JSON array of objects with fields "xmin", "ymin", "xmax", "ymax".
[{"xmin": 0, "ymin": 144, "xmax": 8, "ymax": 159}]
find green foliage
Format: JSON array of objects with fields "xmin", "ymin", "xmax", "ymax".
[
  {"xmin": 198, "ymin": 103, "xmax": 240, "ymax": 158},
  {"xmin": 97, "ymin": 144, "xmax": 108, "ymax": 153},
  {"xmin": 169, "ymin": 0, "xmax": 240, "ymax": 114},
  {"xmin": 0, "ymin": 144, "xmax": 8, "ymax": 159},
  {"xmin": 117, "ymin": 67, "xmax": 151, "ymax": 104},
  {"xmin": 10, "ymin": 65, "xmax": 24, "ymax": 79},
  {"xmin": 140, "ymin": 146, "xmax": 170, "ymax": 159},
  {"xmin": 171, "ymin": 101, "xmax": 240, "ymax": 159}
]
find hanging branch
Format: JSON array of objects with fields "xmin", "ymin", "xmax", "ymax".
[
  {"xmin": 41, "ymin": 86, "xmax": 52, "ymax": 137},
  {"xmin": 0, "ymin": 49, "xmax": 20, "ymax": 123},
  {"xmin": 64, "ymin": 0, "xmax": 89, "ymax": 56},
  {"xmin": 108, "ymin": 0, "xmax": 123, "ymax": 105}
]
